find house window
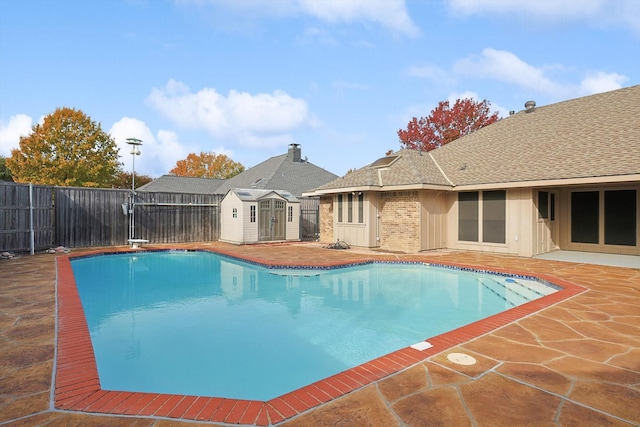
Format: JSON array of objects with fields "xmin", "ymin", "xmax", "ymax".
[
  {"xmin": 571, "ymin": 191, "xmax": 599, "ymax": 244},
  {"xmin": 337, "ymin": 194, "xmax": 343, "ymax": 223},
  {"xmin": 232, "ymin": 208, "xmax": 238, "ymax": 218},
  {"xmin": 538, "ymin": 191, "xmax": 556, "ymax": 221},
  {"xmin": 250, "ymin": 205, "xmax": 256, "ymax": 223},
  {"xmin": 605, "ymin": 190, "xmax": 636, "ymax": 246},
  {"xmin": 347, "ymin": 193, "xmax": 353, "ymax": 223},
  {"xmin": 358, "ymin": 193, "xmax": 364, "ymax": 223},
  {"xmin": 538, "ymin": 191, "xmax": 549, "ymax": 219},
  {"xmin": 288, "ymin": 205, "xmax": 293, "ymax": 222},
  {"xmin": 482, "ymin": 190, "xmax": 506, "ymax": 244},
  {"xmin": 458, "ymin": 192, "xmax": 479, "ymax": 241}
]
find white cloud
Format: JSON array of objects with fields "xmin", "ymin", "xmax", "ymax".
[
  {"xmin": 146, "ymin": 79, "xmax": 311, "ymax": 148},
  {"xmin": 454, "ymin": 48, "xmax": 566, "ymax": 95},
  {"xmin": 178, "ymin": 0, "xmax": 420, "ymax": 37},
  {"xmin": 110, "ymin": 117, "xmax": 197, "ymax": 178},
  {"xmin": 579, "ymin": 71, "xmax": 628, "ymax": 95},
  {"xmin": 0, "ymin": 114, "xmax": 33, "ymax": 157},
  {"xmin": 453, "ymin": 48, "xmax": 630, "ymax": 100},
  {"xmin": 446, "ymin": 0, "xmax": 640, "ymax": 35},
  {"xmin": 298, "ymin": 0, "xmax": 420, "ymax": 37}
]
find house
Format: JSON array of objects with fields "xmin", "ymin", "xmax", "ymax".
[
  {"xmin": 220, "ymin": 188, "xmax": 300, "ymax": 244},
  {"xmin": 138, "ymin": 144, "xmax": 338, "ymax": 198},
  {"xmin": 215, "ymin": 144, "xmax": 338, "ymax": 198},
  {"xmin": 305, "ymin": 85, "xmax": 640, "ymax": 257}
]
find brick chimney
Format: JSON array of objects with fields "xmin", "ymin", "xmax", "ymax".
[{"xmin": 288, "ymin": 143, "xmax": 302, "ymax": 162}]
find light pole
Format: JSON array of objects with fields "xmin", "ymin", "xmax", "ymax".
[{"xmin": 126, "ymin": 138, "xmax": 142, "ymax": 243}]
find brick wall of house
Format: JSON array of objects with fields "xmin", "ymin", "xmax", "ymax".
[
  {"xmin": 318, "ymin": 196, "xmax": 334, "ymax": 244},
  {"xmin": 379, "ymin": 191, "xmax": 421, "ymax": 253}
]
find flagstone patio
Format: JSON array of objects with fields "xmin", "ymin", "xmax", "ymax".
[{"xmin": 1, "ymin": 242, "xmax": 638, "ymax": 426}]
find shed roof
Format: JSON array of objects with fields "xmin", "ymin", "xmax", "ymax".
[
  {"xmin": 227, "ymin": 188, "xmax": 300, "ymax": 203},
  {"xmin": 312, "ymin": 85, "xmax": 640, "ymax": 194}
]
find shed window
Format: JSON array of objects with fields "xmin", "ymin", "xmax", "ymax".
[
  {"xmin": 288, "ymin": 205, "xmax": 293, "ymax": 222},
  {"xmin": 250, "ymin": 205, "xmax": 256, "ymax": 223},
  {"xmin": 337, "ymin": 194, "xmax": 343, "ymax": 223},
  {"xmin": 232, "ymin": 208, "xmax": 238, "ymax": 218},
  {"xmin": 347, "ymin": 193, "xmax": 353, "ymax": 223},
  {"xmin": 358, "ymin": 193, "xmax": 364, "ymax": 223}
]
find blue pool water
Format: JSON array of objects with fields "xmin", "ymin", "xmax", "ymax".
[{"xmin": 71, "ymin": 251, "xmax": 557, "ymax": 401}]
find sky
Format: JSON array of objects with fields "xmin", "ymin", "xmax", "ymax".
[{"xmin": 1, "ymin": 0, "xmax": 639, "ymax": 178}]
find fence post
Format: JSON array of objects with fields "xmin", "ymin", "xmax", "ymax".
[{"xmin": 29, "ymin": 183, "xmax": 34, "ymax": 255}]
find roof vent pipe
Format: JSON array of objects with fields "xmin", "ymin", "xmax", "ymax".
[{"xmin": 524, "ymin": 100, "xmax": 536, "ymax": 112}]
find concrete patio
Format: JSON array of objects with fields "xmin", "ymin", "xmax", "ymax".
[{"xmin": 1, "ymin": 242, "xmax": 638, "ymax": 426}]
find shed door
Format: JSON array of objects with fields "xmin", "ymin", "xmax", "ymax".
[{"xmin": 259, "ymin": 199, "xmax": 286, "ymax": 241}]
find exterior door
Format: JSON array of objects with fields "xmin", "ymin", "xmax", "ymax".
[
  {"xmin": 536, "ymin": 190, "xmax": 558, "ymax": 254},
  {"xmin": 258, "ymin": 199, "xmax": 286, "ymax": 241}
]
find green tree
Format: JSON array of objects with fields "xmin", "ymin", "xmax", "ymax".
[
  {"xmin": 0, "ymin": 156, "xmax": 14, "ymax": 181},
  {"xmin": 170, "ymin": 151, "xmax": 244, "ymax": 179},
  {"xmin": 6, "ymin": 107, "xmax": 122, "ymax": 187}
]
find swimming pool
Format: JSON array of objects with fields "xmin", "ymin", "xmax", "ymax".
[{"xmin": 70, "ymin": 250, "xmax": 558, "ymax": 401}]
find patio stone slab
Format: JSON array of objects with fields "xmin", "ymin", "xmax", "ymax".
[{"xmin": 460, "ymin": 373, "xmax": 562, "ymax": 427}]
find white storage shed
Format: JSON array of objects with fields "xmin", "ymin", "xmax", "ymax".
[{"xmin": 220, "ymin": 189, "xmax": 301, "ymax": 244}]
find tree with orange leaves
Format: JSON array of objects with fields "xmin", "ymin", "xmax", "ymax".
[
  {"xmin": 170, "ymin": 152, "xmax": 244, "ymax": 179},
  {"xmin": 6, "ymin": 107, "xmax": 121, "ymax": 187},
  {"xmin": 398, "ymin": 98, "xmax": 500, "ymax": 152}
]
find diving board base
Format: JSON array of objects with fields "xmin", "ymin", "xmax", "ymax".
[{"xmin": 128, "ymin": 239, "xmax": 149, "ymax": 248}]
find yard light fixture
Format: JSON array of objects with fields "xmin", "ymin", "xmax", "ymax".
[{"xmin": 126, "ymin": 137, "xmax": 142, "ymax": 245}]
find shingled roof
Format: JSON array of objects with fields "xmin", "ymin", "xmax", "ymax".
[
  {"xmin": 215, "ymin": 144, "xmax": 338, "ymax": 197},
  {"xmin": 138, "ymin": 144, "xmax": 338, "ymax": 197},
  {"xmin": 312, "ymin": 85, "xmax": 640, "ymax": 193},
  {"xmin": 137, "ymin": 175, "xmax": 225, "ymax": 194}
]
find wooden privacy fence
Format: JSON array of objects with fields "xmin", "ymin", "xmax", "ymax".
[
  {"xmin": 132, "ymin": 192, "xmax": 221, "ymax": 244},
  {"xmin": 0, "ymin": 182, "xmax": 221, "ymax": 252},
  {"xmin": 0, "ymin": 182, "xmax": 54, "ymax": 253},
  {"xmin": 55, "ymin": 187, "xmax": 221, "ymax": 248},
  {"xmin": 1, "ymin": 181, "xmax": 319, "ymax": 252}
]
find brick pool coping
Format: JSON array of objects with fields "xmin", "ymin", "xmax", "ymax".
[{"xmin": 54, "ymin": 248, "xmax": 587, "ymax": 425}]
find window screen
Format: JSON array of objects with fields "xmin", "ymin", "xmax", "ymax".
[
  {"xmin": 571, "ymin": 191, "xmax": 599, "ymax": 244},
  {"xmin": 483, "ymin": 190, "xmax": 506, "ymax": 244},
  {"xmin": 458, "ymin": 192, "xmax": 479, "ymax": 241},
  {"xmin": 605, "ymin": 190, "xmax": 636, "ymax": 246}
]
